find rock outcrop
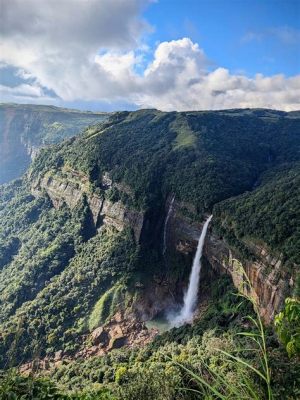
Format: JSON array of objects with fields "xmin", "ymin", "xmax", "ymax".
[
  {"xmin": 205, "ymin": 233, "xmax": 293, "ymax": 323},
  {"xmin": 31, "ymin": 176, "xmax": 294, "ymax": 324},
  {"xmin": 32, "ymin": 170, "xmax": 144, "ymax": 242},
  {"xmin": 164, "ymin": 199, "xmax": 293, "ymax": 323}
]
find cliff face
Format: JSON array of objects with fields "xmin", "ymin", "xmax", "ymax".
[
  {"xmin": 0, "ymin": 107, "xmax": 30, "ymax": 184},
  {"xmin": 164, "ymin": 199, "xmax": 293, "ymax": 323},
  {"xmin": 1, "ymin": 107, "xmax": 299, "ymax": 374},
  {"xmin": 32, "ymin": 170, "xmax": 144, "ymax": 243},
  {"xmin": 205, "ymin": 233, "xmax": 293, "ymax": 323},
  {"xmin": 31, "ymin": 171, "xmax": 293, "ymax": 324}
]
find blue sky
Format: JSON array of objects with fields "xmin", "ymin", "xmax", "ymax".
[
  {"xmin": 145, "ymin": 0, "xmax": 299, "ymax": 77},
  {"xmin": 0, "ymin": 0, "xmax": 299, "ymax": 111}
]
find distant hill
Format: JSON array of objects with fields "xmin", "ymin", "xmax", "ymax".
[{"xmin": 0, "ymin": 103, "xmax": 108, "ymax": 184}]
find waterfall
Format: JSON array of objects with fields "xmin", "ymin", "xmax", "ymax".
[
  {"xmin": 170, "ymin": 215, "xmax": 213, "ymax": 327},
  {"xmin": 163, "ymin": 196, "xmax": 175, "ymax": 256}
]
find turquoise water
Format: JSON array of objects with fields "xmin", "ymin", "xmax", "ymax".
[{"xmin": 145, "ymin": 317, "xmax": 171, "ymax": 333}]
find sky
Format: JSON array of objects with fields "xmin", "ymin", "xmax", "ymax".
[{"xmin": 0, "ymin": 0, "xmax": 299, "ymax": 111}]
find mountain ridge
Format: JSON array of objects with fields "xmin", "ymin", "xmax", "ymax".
[{"xmin": 0, "ymin": 106, "xmax": 299, "ymax": 398}]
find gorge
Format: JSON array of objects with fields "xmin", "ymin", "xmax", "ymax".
[
  {"xmin": 0, "ymin": 107, "xmax": 299, "ymax": 399},
  {"xmin": 170, "ymin": 215, "xmax": 213, "ymax": 327}
]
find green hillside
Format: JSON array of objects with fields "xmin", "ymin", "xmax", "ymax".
[
  {"xmin": 32, "ymin": 108, "xmax": 300, "ymax": 259},
  {"xmin": 0, "ymin": 108, "xmax": 299, "ymax": 399},
  {"xmin": 214, "ymin": 163, "xmax": 300, "ymax": 266}
]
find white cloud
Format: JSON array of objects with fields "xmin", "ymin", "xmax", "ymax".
[
  {"xmin": 135, "ymin": 40, "xmax": 300, "ymax": 111},
  {"xmin": 0, "ymin": 0, "xmax": 151, "ymax": 100},
  {"xmin": 0, "ymin": 0, "xmax": 299, "ymax": 111}
]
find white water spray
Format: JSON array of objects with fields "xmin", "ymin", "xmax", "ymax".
[
  {"xmin": 170, "ymin": 215, "xmax": 213, "ymax": 327},
  {"xmin": 163, "ymin": 196, "xmax": 175, "ymax": 256}
]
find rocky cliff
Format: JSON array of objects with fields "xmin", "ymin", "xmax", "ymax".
[
  {"xmin": 32, "ymin": 169, "xmax": 144, "ymax": 243},
  {"xmin": 205, "ymin": 233, "xmax": 293, "ymax": 323},
  {"xmin": 30, "ymin": 166, "xmax": 295, "ymax": 325},
  {"xmin": 163, "ymin": 198, "xmax": 294, "ymax": 323},
  {"xmin": 1, "ymin": 107, "xmax": 299, "ymax": 379}
]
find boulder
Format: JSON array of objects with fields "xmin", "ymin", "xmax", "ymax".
[
  {"xmin": 54, "ymin": 350, "xmax": 63, "ymax": 361},
  {"xmin": 108, "ymin": 335, "xmax": 127, "ymax": 350},
  {"xmin": 91, "ymin": 327, "xmax": 109, "ymax": 346}
]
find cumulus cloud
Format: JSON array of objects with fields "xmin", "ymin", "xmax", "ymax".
[
  {"xmin": 134, "ymin": 39, "xmax": 300, "ymax": 111},
  {"xmin": 0, "ymin": 0, "xmax": 151, "ymax": 100},
  {"xmin": 0, "ymin": 0, "xmax": 299, "ymax": 111},
  {"xmin": 136, "ymin": 44, "xmax": 300, "ymax": 111}
]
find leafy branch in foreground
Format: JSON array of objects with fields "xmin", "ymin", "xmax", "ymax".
[{"xmin": 274, "ymin": 297, "xmax": 300, "ymax": 358}]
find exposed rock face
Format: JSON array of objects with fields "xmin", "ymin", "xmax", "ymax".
[
  {"xmin": 31, "ymin": 174, "xmax": 293, "ymax": 325},
  {"xmin": 91, "ymin": 327, "xmax": 109, "ymax": 346},
  {"xmin": 132, "ymin": 276, "xmax": 177, "ymax": 321},
  {"xmin": 165, "ymin": 200, "xmax": 293, "ymax": 323},
  {"xmin": 205, "ymin": 233, "xmax": 293, "ymax": 323},
  {"xmin": 108, "ymin": 335, "xmax": 127, "ymax": 350},
  {"xmin": 164, "ymin": 199, "xmax": 204, "ymax": 262},
  {"xmin": 20, "ymin": 135, "xmax": 41, "ymax": 160},
  {"xmin": 32, "ymin": 170, "xmax": 144, "ymax": 242}
]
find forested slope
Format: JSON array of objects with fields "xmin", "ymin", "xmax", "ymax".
[
  {"xmin": 31, "ymin": 108, "xmax": 300, "ymax": 259},
  {"xmin": 0, "ymin": 108, "xmax": 299, "ymax": 399}
]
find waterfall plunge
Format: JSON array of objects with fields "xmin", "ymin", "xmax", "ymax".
[
  {"xmin": 163, "ymin": 196, "xmax": 175, "ymax": 256},
  {"xmin": 170, "ymin": 215, "xmax": 213, "ymax": 327}
]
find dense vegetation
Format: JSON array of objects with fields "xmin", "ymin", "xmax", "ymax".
[
  {"xmin": 214, "ymin": 163, "xmax": 300, "ymax": 266},
  {"xmin": 0, "ymin": 104, "xmax": 108, "ymax": 183},
  {"xmin": 0, "ymin": 179, "xmax": 138, "ymax": 366},
  {"xmin": 0, "ymin": 108, "xmax": 299, "ymax": 398},
  {"xmin": 1, "ymin": 278, "xmax": 299, "ymax": 399},
  {"xmin": 31, "ymin": 108, "xmax": 300, "ymax": 260}
]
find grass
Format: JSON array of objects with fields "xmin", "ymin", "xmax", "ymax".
[
  {"xmin": 171, "ymin": 116, "xmax": 197, "ymax": 150},
  {"xmin": 88, "ymin": 283, "xmax": 123, "ymax": 331},
  {"xmin": 176, "ymin": 264, "xmax": 273, "ymax": 400}
]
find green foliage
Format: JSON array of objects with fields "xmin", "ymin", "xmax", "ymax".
[
  {"xmin": 29, "ymin": 109, "xmax": 300, "ymax": 266},
  {"xmin": 0, "ymin": 177, "xmax": 138, "ymax": 366},
  {"xmin": 1, "ymin": 278, "xmax": 297, "ymax": 399},
  {"xmin": 0, "ymin": 226, "xmax": 137, "ymax": 366},
  {"xmin": 0, "ymin": 183, "xmax": 81, "ymax": 323},
  {"xmin": 0, "ymin": 108, "xmax": 299, "ymax": 398},
  {"xmin": 31, "ymin": 109, "xmax": 300, "ymax": 215},
  {"xmin": 0, "ymin": 370, "xmax": 68, "ymax": 399},
  {"xmin": 89, "ymin": 283, "xmax": 124, "ymax": 330},
  {"xmin": 115, "ymin": 367, "xmax": 179, "ymax": 400},
  {"xmin": 275, "ymin": 298, "xmax": 300, "ymax": 357},
  {"xmin": 45, "ymin": 278, "xmax": 298, "ymax": 399},
  {"xmin": 0, "ymin": 370, "xmax": 115, "ymax": 399},
  {"xmin": 214, "ymin": 163, "xmax": 300, "ymax": 265},
  {"xmin": 171, "ymin": 115, "xmax": 196, "ymax": 150}
]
